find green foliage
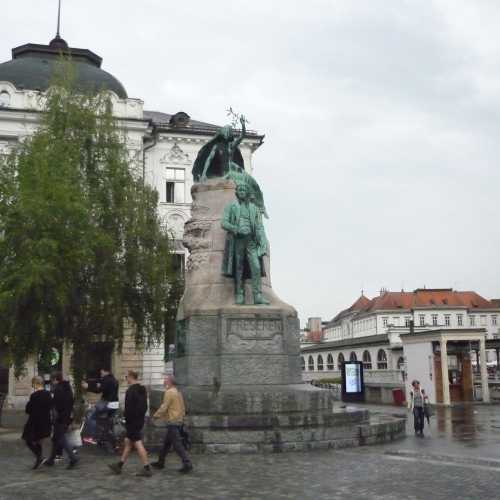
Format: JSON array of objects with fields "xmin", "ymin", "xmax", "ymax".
[{"xmin": 0, "ymin": 61, "xmax": 177, "ymax": 383}]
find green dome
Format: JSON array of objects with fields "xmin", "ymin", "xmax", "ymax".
[{"xmin": 0, "ymin": 36, "xmax": 127, "ymax": 99}]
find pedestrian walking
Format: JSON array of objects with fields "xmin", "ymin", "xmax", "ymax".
[
  {"xmin": 22, "ymin": 376, "xmax": 53, "ymax": 469},
  {"xmin": 44, "ymin": 372, "xmax": 79, "ymax": 468},
  {"xmin": 108, "ymin": 370, "xmax": 152, "ymax": 477},
  {"xmin": 151, "ymin": 375, "xmax": 192, "ymax": 473},
  {"xmin": 408, "ymin": 380, "xmax": 426, "ymax": 437}
]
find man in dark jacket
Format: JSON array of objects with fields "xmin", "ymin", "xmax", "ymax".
[
  {"xmin": 82, "ymin": 368, "xmax": 119, "ymax": 447},
  {"xmin": 22, "ymin": 376, "xmax": 52, "ymax": 469},
  {"xmin": 108, "ymin": 370, "xmax": 152, "ymax": 477},
  {"xmin": 44, "ymin": 372, "xmax": 78, "ymax": 468}
]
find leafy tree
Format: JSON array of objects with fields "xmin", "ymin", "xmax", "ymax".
[{"xmin": 0, "ymin": 63, "xmax": 177, "ymax": 386}]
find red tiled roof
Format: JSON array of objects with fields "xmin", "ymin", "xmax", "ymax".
[
  {"xmin": 330, "ymin": 294, "xmax": 372, "ymax": 322},
  {"xmin": 365, "ymin": 289, "xmax": 496, "ymax": 311},
  {"xmin": 349, "ymin": 294, "xmax": 372, "ymax": 311},
  {"xmin": 327, "ymin": 289, "xmax": 498, "ymax": 325}
]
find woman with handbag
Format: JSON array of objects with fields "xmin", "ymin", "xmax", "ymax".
[{"xmin": 22, "ymin": 376, "xmax": 53, "ymax": 469}]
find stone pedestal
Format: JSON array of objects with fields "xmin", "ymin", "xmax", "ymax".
[{"xmin": 148, "ymin": 179, "xmax": 405, "ymax": 452}]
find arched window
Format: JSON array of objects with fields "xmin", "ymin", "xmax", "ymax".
[
  {"xmin": 308, "ymin": 355, "xmax": 315, "ymax": 371},
  {"xmin": 362, "ymin": 350, "xmax": 372, "ymax": 370},
  {"xmin": 377, "ymin": 349, "xmax": 388, "ymax": 369},
  {"xmin": 397, "ymin": 356, "xmax": 405, "ymax": 370},
  {"xmin": 301, "ymin": 357, "xmax": 306, "ymax": 371},
  {"xmin": 350, "ymin": 352, "xmax": 357, "ymax": 361},
  {"xmin": 327, "ymin": 354, "xmax": 334, "ymax": 371},
  {"xmin": 317, "ymin": 355, "xmax": 324, "ymax": 371},
  {"xmin": 338, "ymin": 352, "xmax": 345, "ymax": 368}
]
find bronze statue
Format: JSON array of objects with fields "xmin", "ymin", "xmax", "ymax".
[
  {"xmin": 221, "ymin": 182, "xmax": 269, "ymax": 305},
  {"xmin": 192, "ymin": 113, "xmax": 268, "ymax": 218}
]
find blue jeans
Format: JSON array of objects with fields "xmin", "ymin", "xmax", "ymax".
[{"xmin": 413, "ymin": 407, "xmax": 425, "ymax": 433}]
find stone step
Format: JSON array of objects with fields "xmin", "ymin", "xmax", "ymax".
[
  {"xmin": 145, "ymin": 412, "xmax": 406, "ymax": 454},
  {"xmin": 182, "ymin": 408, "xmax": 368, "ymax": 429}
]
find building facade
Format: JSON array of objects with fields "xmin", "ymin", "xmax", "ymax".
[
  {"xmin": 301, "ymin": 288, "xmax": 500, "ymax": 404},
  {"xmin": 0, "ymin": 34, "xmax": 263, "ymax": 406}
]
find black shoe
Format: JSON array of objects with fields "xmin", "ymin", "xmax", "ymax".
[
  {"xmin": 66, "ymin": 457, "xmax": 79, "ymax": 470},
  {"xmin": 135, "ymin": 467, "xmax": 153, "ymax": 477},
  {"xmin": 43, "ymin": 459, "xmax": 55, "ymax": 467},
  {"xmin": 33, "ymin": 456, "xmax": 44, "ymax": 470},
  {"xmin": 178, "ymin": 463, "xmax": 193, "ymax": 474},
  {"xmin": 151, "ymin": 461, "xmax": 164, "ymax": 470},
  {"xmin": 108, "ymin": 463, "xmax": 122, "ymax": 475}
]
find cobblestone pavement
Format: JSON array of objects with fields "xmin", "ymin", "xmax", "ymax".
[{"xmin": 1, "ymin": 405, "xmax": 500, "ymax": 500}]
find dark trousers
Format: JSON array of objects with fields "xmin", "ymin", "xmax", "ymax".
[
  {"xmin": 50, "ymin": 422, "xmax": 74, "ymax": 460},
  {"xmin": 26, "ymin": 440, "xmax": 42, "ymax": 459},
  {"xmin": 413, "ymin": 407, "xmax": 425, "ymax": 433},
  {"xmin": 159, "ymin": 425, "xmax": 191, "ymax": 466}
]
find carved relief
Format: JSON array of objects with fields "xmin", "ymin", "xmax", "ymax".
[
  {"xmin": 186, "ymin": 252, "xmax": 210, "ymax": 272},
  {"xmin": 183, "ymin": 220, "xmax": 213, "ymax": 252},
  {"xmin": 160, "ymin": 142, "xmax": 190, "ymax": 165},
  {"xmin": 224, "ymin": 318, "xmax": 284, "ymax": 354}
]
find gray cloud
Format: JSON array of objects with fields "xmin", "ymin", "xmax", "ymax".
[{"xmin": 2, "ymin": 0, "xmax": 499, "ymax": 322}]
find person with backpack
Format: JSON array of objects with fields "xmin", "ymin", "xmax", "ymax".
[
  {"xmin": 108, "ymin": 370, "xmax": 152, "ymax": 477},
  {"xmin": 22, "ymin": 376, "xmax": 53, "ymax": 469}
]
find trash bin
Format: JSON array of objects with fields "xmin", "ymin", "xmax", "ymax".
[{"xmin": 392, "ymin": 388, "xmax": 405, "ymax": 406}]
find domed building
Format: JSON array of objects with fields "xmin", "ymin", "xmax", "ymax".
[
  {"xmin": 0, "ymin": 34, "xmax": 263, "ymax": 407},
  {"xmin": 0, "ymin": 35, "xmax": 127, "ymax": 99}
]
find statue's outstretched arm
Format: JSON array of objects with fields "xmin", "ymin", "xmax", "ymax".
[
  {"xmin": 200, "ymin": 145, "xmax": 217, "ymax": 181},
  {"xmin": 231, "ymin": 115, "xmax": 246, "ymax": 151}
]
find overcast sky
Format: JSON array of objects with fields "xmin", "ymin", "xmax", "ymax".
[{"xmin": 3, "ymin": 1, "xmax": 500, "ymax": 323}]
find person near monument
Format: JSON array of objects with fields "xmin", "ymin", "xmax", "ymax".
[
  {"xmin": 81, "ymin": 367, "xmax": 119, "ymax": 446},
  {"xmin": 221, "ymin": 182, "xmax": 270, "ymax": 305},
  {"xmin": 44, "ymin": 372, "xmax": 79, "ymax": 468},
  {"xmin": 108, "ymin": 370, "xmax": 152, "ymax": 477},
  {"xmin": 151, "ymin": 375, "xmax": 192, "ymax": 473},
  {"xmin": 22, "ymin": 376, "xmax": 53, "ymax": 469},
  {"xmin": 408, "ymin": 380, "xmax": 426, "ymax": 437}
]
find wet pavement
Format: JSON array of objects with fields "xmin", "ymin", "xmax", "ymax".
[
  {"xmin": 1, "ymin": 404, "xmax": 500, "ymax": 499},
  {"xmin": 365, "ymin": 403, "xmax": 500, "ymax": 460}
]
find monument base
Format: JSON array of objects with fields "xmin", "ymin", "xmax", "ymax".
[
  {"xmin": 146, "ymin": 178, "xmax": 405, "ymax": 453},
  {"xmin": 147, "ymin": 384, "xmax": 406, "ymax": 454}
]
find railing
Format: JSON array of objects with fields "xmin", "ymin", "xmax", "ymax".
[{"xmin": 303, "ymin": 369, "xmax": 404, "ymax": 385}]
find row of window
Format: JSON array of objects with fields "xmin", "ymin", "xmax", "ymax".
[
  {"xmin": 302, "ymin": 349, "xmax": 391, "ymax": 371},
  {"xmin": 382, "ymin": 314, "xmax": 498, "ymax": 328}
]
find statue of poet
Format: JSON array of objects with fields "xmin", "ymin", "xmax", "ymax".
[{"xmin": 221, "ymin": 182, "xmax": 270, "ymax": 305}]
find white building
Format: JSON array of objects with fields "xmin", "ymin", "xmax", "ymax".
[
  {"xmin": 301, "ymin": 288, "xmax": 500, "ymax": 404},
  {"xmin": 0, "ymin": 34, "xmax": 263, "ymax": 406}
]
